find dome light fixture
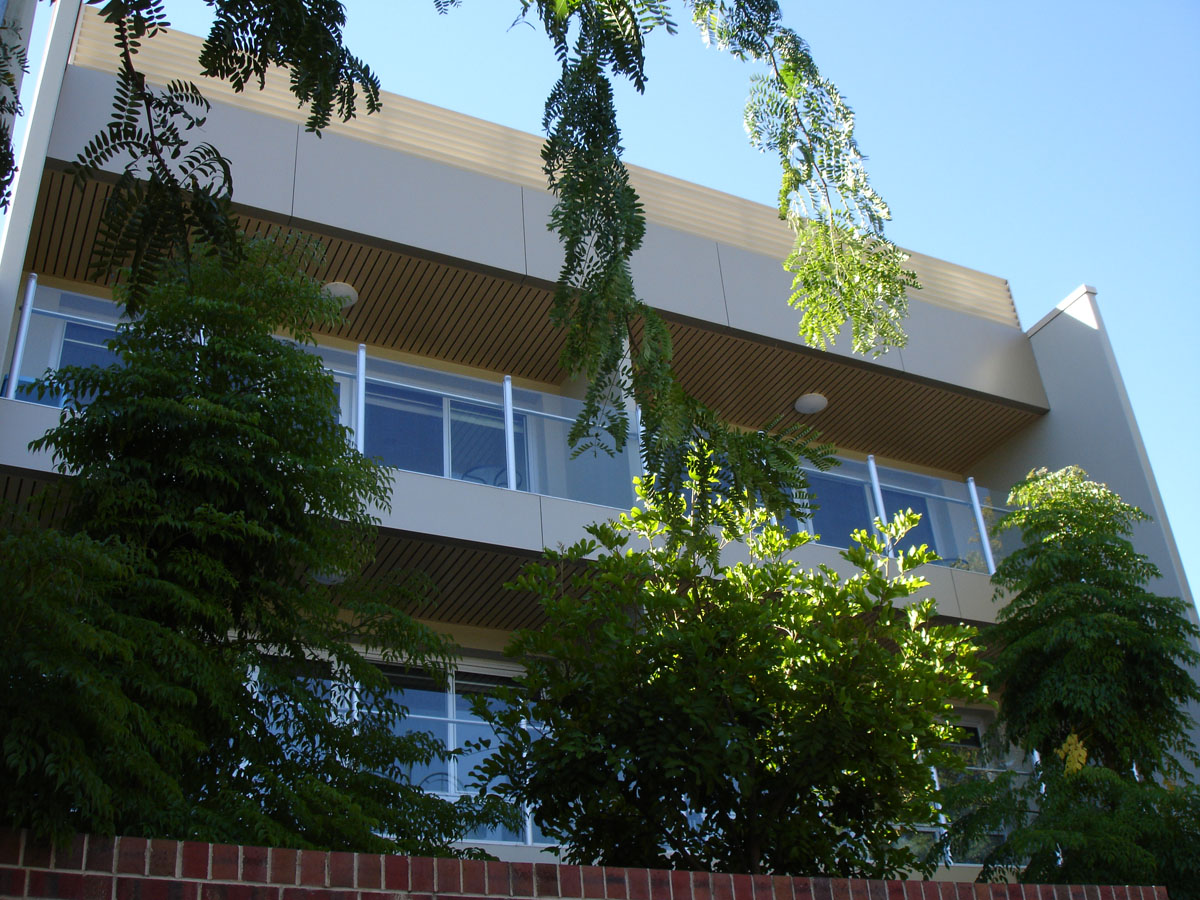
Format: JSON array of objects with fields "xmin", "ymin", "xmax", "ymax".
[
  {"xmin": 794, "ymin": 392, "xmax": 828, "ymax": 415},
  {"xmin": 324, "ymin": 281, "xmax": 359, "ymax": 311}
]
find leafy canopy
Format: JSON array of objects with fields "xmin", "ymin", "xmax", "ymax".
[
  {"xmin": 935, "ymin": 467, "xmax": 1200, "ymax": 893},
  {"xmin": 2, "ymin": 239, "xmax": 512, "ymax": 852},
  {"xmin": 473, "ymin": 452, "xmax": 985, "ymax": 877}
]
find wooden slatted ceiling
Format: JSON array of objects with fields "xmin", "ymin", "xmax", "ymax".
[
  {"xmin": 23, "ymin": 167, "xmax": 1041, "ymax": 474},
  {"xmin": 364, "ymin": 530, "xmax": 553, "ymax": 632},
  {"xmin": 0, "ymin": 463, "xmax": 548, "ymax": 633},
  {"xmin": 661, "ymin": 318, "xmax": 1041, "ymax": 473},
  {"xmin": 27, "ymin": 169, "xmax": 567, "ymax": 385}
]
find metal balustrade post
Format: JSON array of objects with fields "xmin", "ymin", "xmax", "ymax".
[
  {"xmin": 4, "ymin": 273, "xmax": 37, "ymax": 400},
  {"xmin": 634, "ymin": 403, "xmax": 646, "ymax": 478},
  {"xmin": 966, "ymin": 476, "xmax": 997, "ymax": 575},
  {"xmin": 866, "ymin": 454, "xmax": 891, "ymax": 554},
  {"xmin": 355, "ymin": 343, "xmax": 366, "ymax": 453},
  {"xmin": 503, "ymin": 375, "xmax": 517, "ymax": 491}
]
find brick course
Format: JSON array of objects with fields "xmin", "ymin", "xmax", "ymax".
[{"xmin": 0, "ymin": 831, "xmax": 1167, "ymax": 900}]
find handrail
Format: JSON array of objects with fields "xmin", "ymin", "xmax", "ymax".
[{"xmin": 7, "ymin": 286, "xmax": 1004, "ymax": 556}]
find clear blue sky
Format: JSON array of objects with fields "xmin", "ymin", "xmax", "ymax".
[{"xmin": 19, "ymin": 0, "xmax": 1200, "ymax": 599}]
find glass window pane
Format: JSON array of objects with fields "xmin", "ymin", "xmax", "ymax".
[
  {"xmin": 807, "ymin": 473, "xmax": 874, "ymax": 548},
  {"xmin": 390, "ymin": 717, "xmax": 451, "ymax": 791},
  {"xmin": 454, "ymin": 673, "xmax": 510, "ymax": 721},
  {"xmin": 451, "ymin": 402, "xmax": 528, "ymax": 489},
  {"xmin": 364, "ymin": 382, "xmax": 443, "ymax": 474},
  {"xmin": 881, "ymin": 488, "xmax": 936, "ymax": 556},
  {"xmin": 386, "ymin": 671, "xmax": 448, "ymax": 718}
]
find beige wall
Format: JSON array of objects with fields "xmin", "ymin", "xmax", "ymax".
[
  {"xmin": 973, "ymin": 285, "xmax": 1200, "ymax": 770},
  {"xmin": 35, "ymin": 64, "xmax": 1049, "ymax": 412}
]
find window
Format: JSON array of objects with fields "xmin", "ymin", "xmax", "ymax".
[{"xmin": 380, "ymin": 666, "xmax": 547, "ymax": 846}]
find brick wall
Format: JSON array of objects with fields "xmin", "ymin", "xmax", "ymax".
[{"xmin": 0, "ymin": 831, "xmax": 1167, "ymax": 900}]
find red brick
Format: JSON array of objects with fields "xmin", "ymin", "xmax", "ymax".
[
  {"xmin": 647, "ymin": 869, "xmax": 671, "ymax": 900},
  {"xmin": 210, "ymin": 844, "xmax": 240, "ymax": 881},
  {"xmin": 559, "ymin": 865, "xmax": 583, "ymax": 900},
  {"xmin": 118, "ymin": 876, "xmax": 198, "ymax": 900},
  {"xmin": 887, "ymin": 882, "xmax": 905, "ymax": 900},
  {"xmin": 693, "ymin": 873, "xmax": 712, "ymax": 900},
  {"xmin": 512, "ymin": 862, "xmax": 534, "ymax": 897},
  {"xmin": 328, "ymin": 851, "xmax": 354, "ymax": 888},
  {"xmin": 585, "ymin": 866, "xmax": 607, "ymax": 900},
  {"xmin": 86, "ymin": 836, "xmax": 117, "ymax": 873},
  {"xmin": 438, "ymin": 858, "xmax": 463, "ymax": 892},
  {"xmin": 793, "ymin": 879, "xmax": 814, "ymax": 900},
  {"xmin": 772, "ymin": 876, "xmax": 794, "ymax": 900},
  {"xmin": 148, "ymin": 840, "xmax": 178, "ymax": 878},
  {"xmin": 810, "ymin": 879, "xmax": 833, "ymax": 900},
  {"xmin": 383, "ymin": 855, "xmax": 409, "ymax": 891},
  {"xmin": 712, "ymin": 874, "xmax": 734, "ymax": 900},
  {"xmin": 920, "ymin": 885, "xmax": 941, "ymax": 900},
  {"xmin": 411, "ymin": 857, "xmax": 435, "ymax": 893},
  {"xmin": 753, "ymin": 876, "xmax": 774, "ymax": 900},
  {"xmin": 628, "ymin": 868, "xmax": 651, "ymax": 900},
  {"xmin": 733, "ymin": 874, "xmax": 754, "ymax": 900},
  {"xmin": 831, "ymin": 880, "xmax": 852, "ymax": 900},
  {"xmin": 865, "ymin": 881, "xmax": 889, "ymax": 900},
  {"xmin": 463, "ymin": 859, "xmax": 487, "ymax": 895},
  {"xmin": 362, "ymin": 893, "xmax": 397, "ymax": 900},
  {"xmin": 0, "ymin": 866, "xmax": 27, "ymax": 896},
  {"xmin": 240, "ymin": 846, "xmax": 267, "ymax": 884},
  {"xmin": 357, "ymin": 854, "xmax": 382, "ymax": 890},
  {"xmin": 181, "ymin": 842, "xmax": 208, "ymax": 880},
  {"xmin": 298, "ymin": 849, "xmax": 326, "ymax": 887},
  {"xmin": 116, "ymin": 838, "xmax": 147, "ymax": 876},
  {"xmin": 28, "ymin": 870, "xmax": 84, "ymax": 897},
  {"xmin": 52, "ymin": 835, "xmax": 87, "ymax": 871},
  {"xmin": 270, "ymin": 849, "xmax": 297, "ymax": 886},
  {"xmin": 0, "ymin": 831, "xmax": 21, "ymax": 867},
  {"xmin": 606, "ymin": 867, "xmax": 629, "ymax": 900},
  {"xmin": 79, "ymin": 873, "xmax": 114, "ymax": 900},
  {"xmin": 485, "ymin": 860, "xmax": 508, "ymax": 896},
  {"xmin": 201, "ymin": 885, "xmax": 279, "ymax": 900},
  {"xmin": 535, "ymin": 863, "xmax": 559, "ymax": 897},
  {"xmin": 25, "ymin": 835, "xmax": 54, "ymax": 869},
  {"xmin": 1152, "ymin": 890, "xmax": 1169, "ymax": 900}
]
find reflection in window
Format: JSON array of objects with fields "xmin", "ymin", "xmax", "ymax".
[{"xmin": 381, "ymin": 668, "xmax": 545, "ymax": 846}]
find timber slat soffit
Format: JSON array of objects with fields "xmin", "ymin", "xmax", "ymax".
[
  {"xmin": 68, "ymin": 5, "xmax": 1020, "ymax": 328},
  {"xmin": 24, "ymin": 168, "xmax": 1041, "ymax": 473}
]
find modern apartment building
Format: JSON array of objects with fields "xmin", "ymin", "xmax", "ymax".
[{"xmin": 1, "ymin": 1, "xmax": 1195, "ymax": 874}]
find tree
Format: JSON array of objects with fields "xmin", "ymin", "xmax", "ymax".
[
  {"xmin": 472, "ymin": 452, "xmax": 985, "ymax": 878},
  {"xmin": 936, "ymin": 467, "xmax": 1200, "ymax": 894},
  {"xmin": 64, "ymin": 0, "xmax": 918, "ymax": 523},
  {"xmin": 0, "ymin": 17, "xmax": 26, "ymax": 209},
  {"xmin": 1, "ymin": 238, "xmax": 513, "ymax": 852}
]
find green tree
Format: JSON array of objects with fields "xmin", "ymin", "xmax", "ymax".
[
  {"xmin": 473, "ymin": 452, "xmax": 985, "ymax": 877},
  {"xmin": 68, "ymin": 0, "xmax": 915, "ymax": 522},
  {"xmin": 1, "ymin": 238, "xmax": 512, "ymax": 852},
  {"xmin": 936, "ymin": 467, "xmax": 1200, "ymax": 894}
]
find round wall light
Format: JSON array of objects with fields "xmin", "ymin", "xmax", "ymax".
[
  {"xmin": 794, "ymin": 392, "xmax": 828, "ymax": 414},
  {"xmin": 324, "ymin": 281, "xmax": 359, "ymax": 311}
]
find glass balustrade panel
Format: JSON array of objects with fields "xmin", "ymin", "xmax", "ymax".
[
  {"xmin": 8, "ymin": 288, "xmax": 121, "ymax": 404},
  {"xmin": 511, "ymin": 386, "xmax": 638, "ymax": 509},
  {"xmin": 874, "ymin": 464, "xmax": 988, "ymax": 572}
]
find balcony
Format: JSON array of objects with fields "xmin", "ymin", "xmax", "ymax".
[{"xmin": 4, "ymin": 281, "xmax": 1016, "ymax": 578}]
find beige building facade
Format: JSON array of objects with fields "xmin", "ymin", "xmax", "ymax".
[{"xmin": 1, "ymin": 1, "xmax": 1195, "ymax": 873}]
